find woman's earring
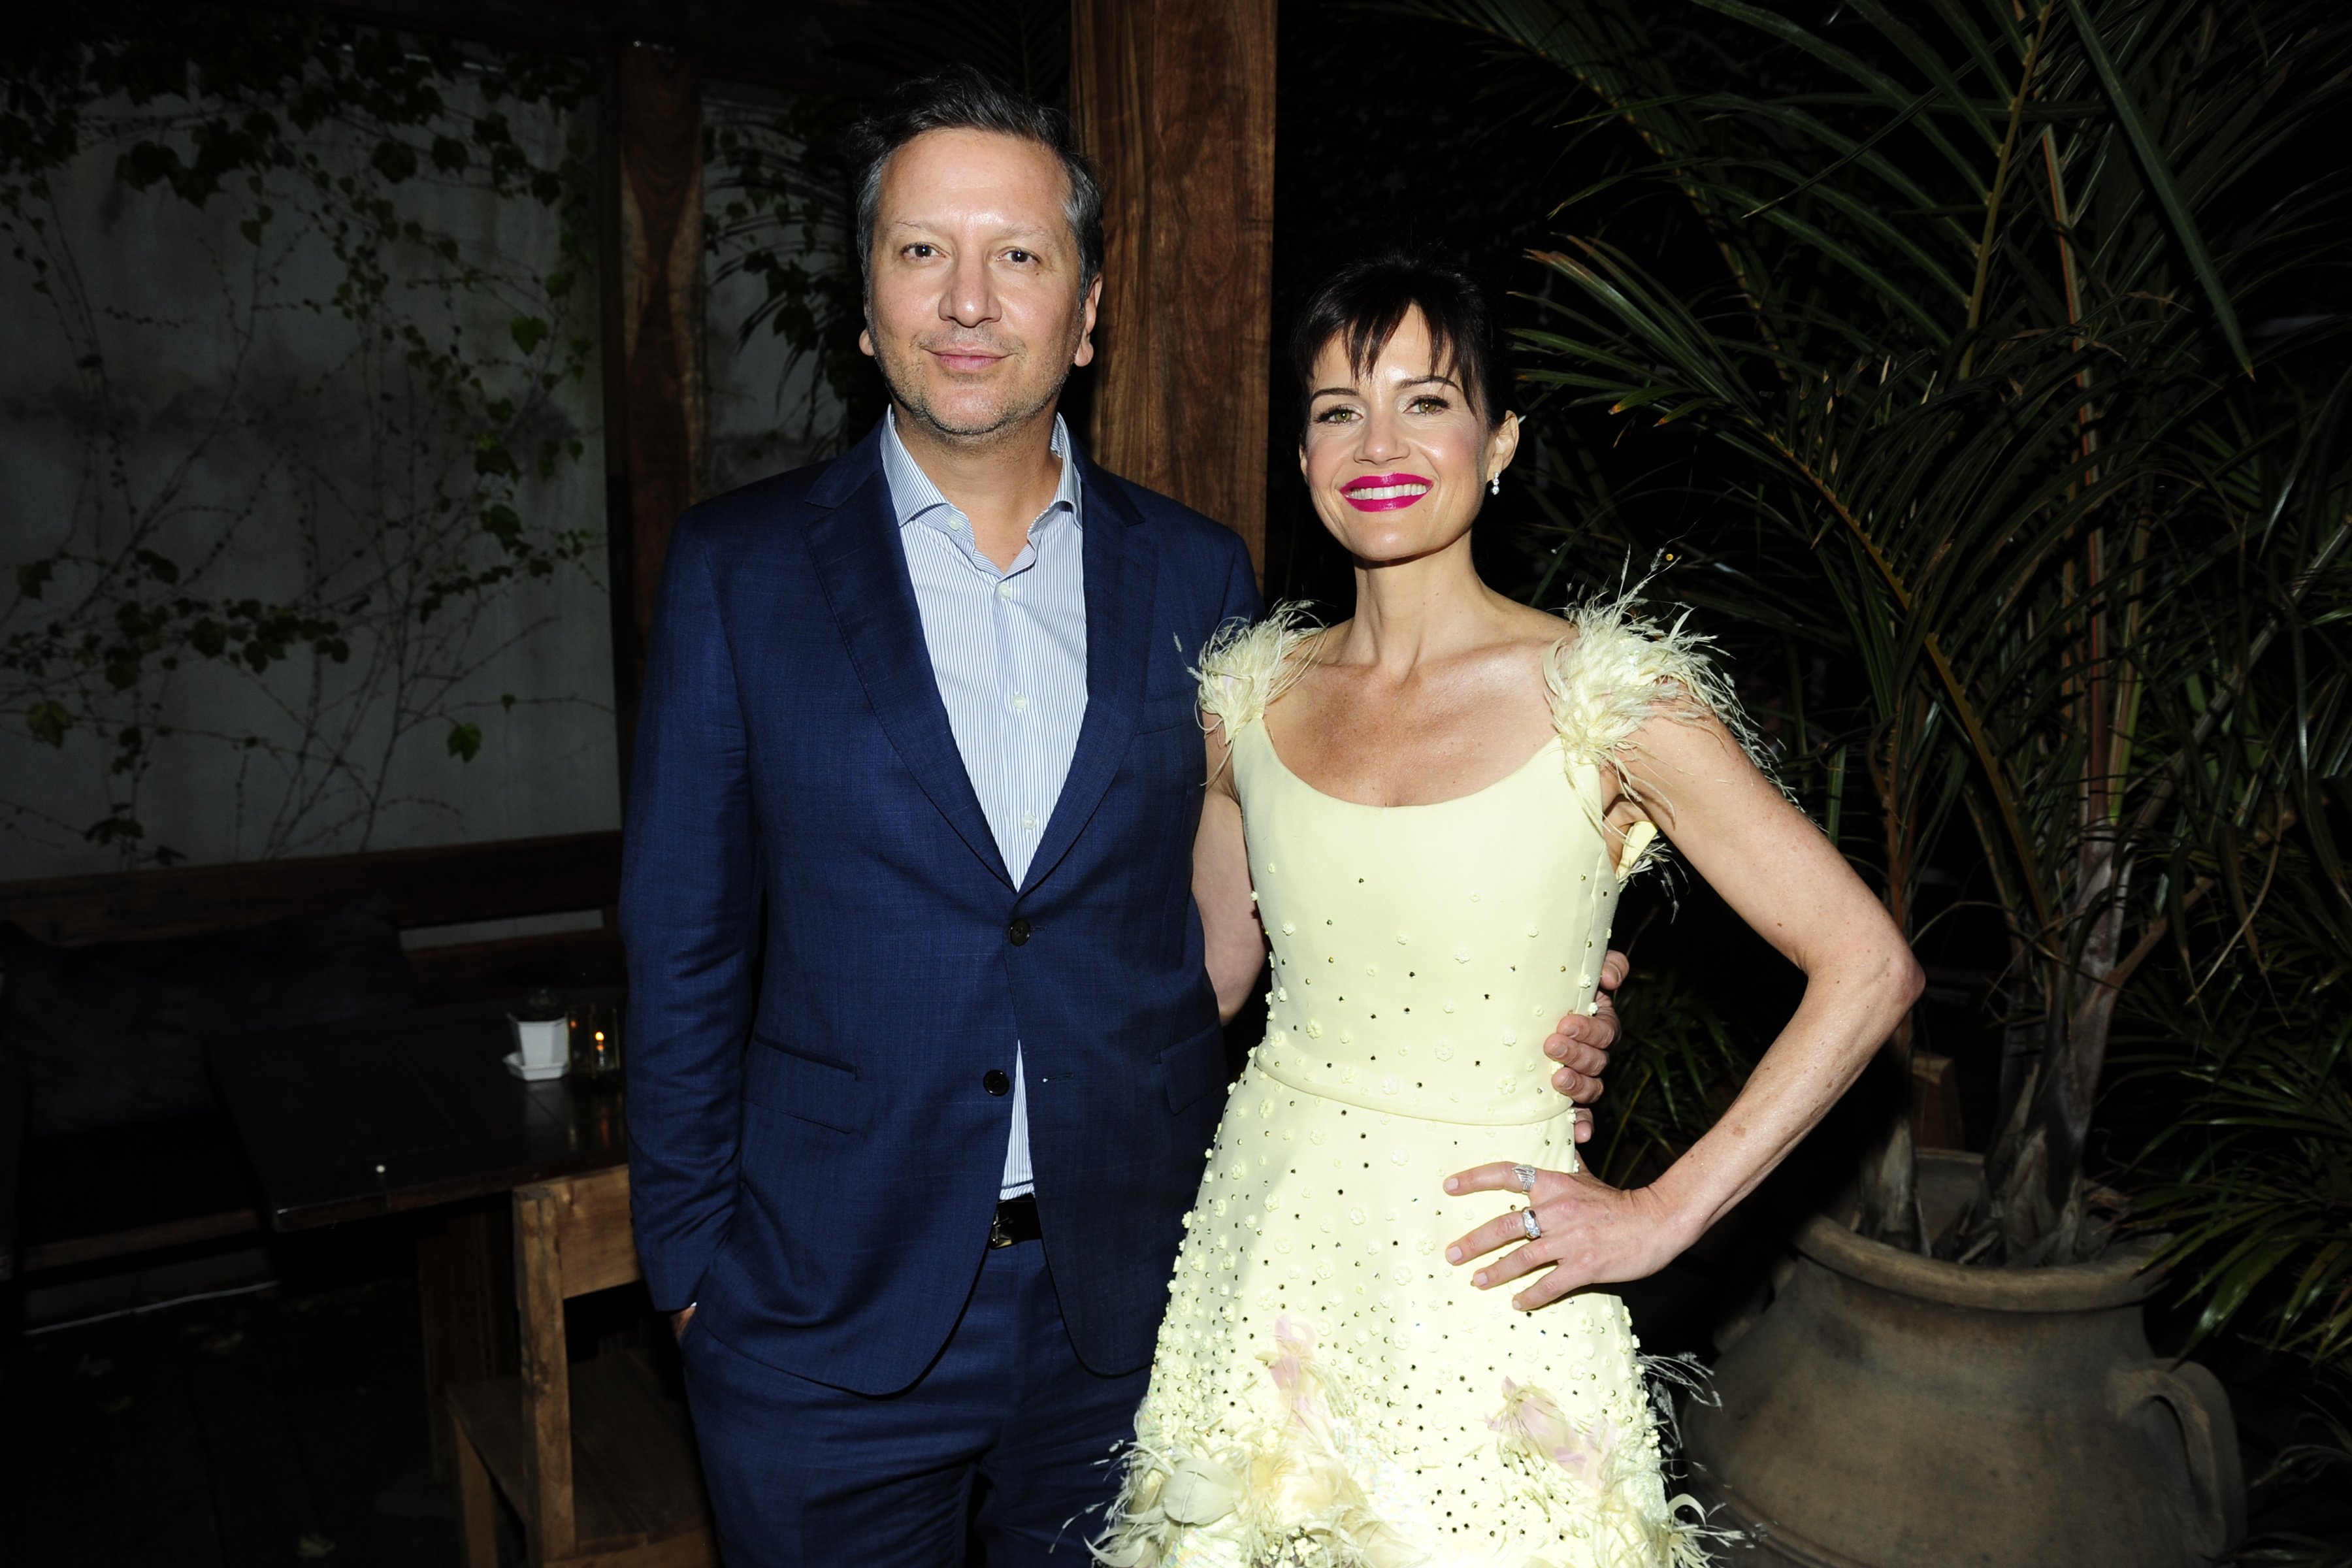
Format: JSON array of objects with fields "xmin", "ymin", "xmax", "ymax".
[{"xmin": 1488, "ymin": 474, "xmax": 1501, "ymax": 496}]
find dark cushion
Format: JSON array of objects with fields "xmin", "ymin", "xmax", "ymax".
[{"xmin": 0, "ymin": 892, "xmax": 413, "ymax": 1135}]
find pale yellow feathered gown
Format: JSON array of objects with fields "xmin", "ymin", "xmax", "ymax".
[{"xmin": 1097, "ymin": 606, "xmax": 1739, "ymax": 1568}]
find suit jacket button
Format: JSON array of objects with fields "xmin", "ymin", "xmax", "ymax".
[
  {"xmin": 984, "ymin": 1069, "xmax": 1011, "ymax": 1096},
  {"xmin": 1007, "ymin": 918, "xmax": 1032, "ymax": 946}
]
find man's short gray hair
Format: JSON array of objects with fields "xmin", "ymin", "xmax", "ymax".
[{"xmin": 845, "ymin": 65, "xmax": 1105, "ymax": 290}]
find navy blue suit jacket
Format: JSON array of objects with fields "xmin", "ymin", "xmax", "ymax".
[{"xmin": 621, "ymin": 422, "xmax": 1262, "ymax": 1394}]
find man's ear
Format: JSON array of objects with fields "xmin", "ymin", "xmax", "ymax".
[
  {"xmin": 857, "ymin": 289, "xmax": 879, "ymax": 359},
  {"xmin": 1072, "ymin": 274, "xmax": 1105, "ymax": 368}
]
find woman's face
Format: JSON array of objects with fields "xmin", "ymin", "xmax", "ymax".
[{"xmin": 1299, "ymin": 308, "xmax": 1518, "ymax": 567}]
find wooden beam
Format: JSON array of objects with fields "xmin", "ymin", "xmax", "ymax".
[
  {"xmin": 227, "ymin": 1, "xmax": 849, "ymax": 95},
  {"xmin": 0, "ymin": 831, "xmax": 622, "ymax": 947},
  {"xmin": 600, "ymin": 42, "xmax": 706, "ymax": 778},
  {"xmin": 1070, "ymin": 0, "xmax": 1277, "ymax": 576},
  {"xmin": 18, "ymin": 1210, "xmax": 263, "ymax": 1275}
]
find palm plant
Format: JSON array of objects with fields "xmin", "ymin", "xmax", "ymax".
[
  {"xmin": 2131, "ymin": 802, "xmax": 2352, "ymax": 1365},
  {"xmin": 2120, "ymin": 796, "xmax": 2352, "ymax": 1558},
  {"xmin": 1403, "ymin": 0, "xmax": 2352, "ymax": 1264}
]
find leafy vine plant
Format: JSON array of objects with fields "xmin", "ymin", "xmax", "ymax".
[
  {"xmin": 704, "ymin": 95, "xmax": 866, "ymax": 469},
  {"xmin": 0, "ymin": 9, "xmax": 607, "ymax": 872}
]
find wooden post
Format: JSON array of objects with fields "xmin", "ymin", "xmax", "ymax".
[
  {"xmin": 1070, "ymin": 0, "xmax": 1277, "ymax": 576},
  {"xmin": 600, "ymin": 42, "xmax": 706, "ymax": 777}
]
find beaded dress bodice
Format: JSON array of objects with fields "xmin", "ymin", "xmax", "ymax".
[{"xmin": 1246, "ymin": 725, "xmax": 1648, "ymax": 1130}]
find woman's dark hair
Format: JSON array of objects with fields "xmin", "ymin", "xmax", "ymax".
[
  {"xmin": 843, "ymin": 65, "xmax": 1105, "ymax": 290},
  {"xmin": 1290, "ymin": 256, "xmax": 1507, "ymax": 431}
]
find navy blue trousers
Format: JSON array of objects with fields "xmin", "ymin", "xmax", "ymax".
[{"xmin": 680, "ymin": 1239, "xmax": 1149, "ymax": 1567}]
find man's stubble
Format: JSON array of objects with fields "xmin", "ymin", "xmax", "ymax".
[{"xmin": 866, "ymin": 308, "xmax": 1086, "ymax": 453}]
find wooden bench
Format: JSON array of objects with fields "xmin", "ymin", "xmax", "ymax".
[{"xmin": 0, "ymin": 831, "xmax": 625, "ymax": 1282}]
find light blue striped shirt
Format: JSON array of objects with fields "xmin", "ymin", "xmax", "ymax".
[{"xmin": 881, "ymin": 409, "xmax": 1087, "ymax": 1199}]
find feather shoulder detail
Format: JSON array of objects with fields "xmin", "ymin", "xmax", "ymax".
[
  {"xmin": 1546, "ymin": 597, "xmax": 1775, "ymax": 882},
  {"xmin": 1543, "ymin": 596, "xmax": 1760, "ymax": 774},
  {"xmin": 1194, "ymin": 604, "xmax": 1320, "ymax": 738}
]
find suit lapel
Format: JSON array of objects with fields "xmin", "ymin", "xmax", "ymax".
[
  {"xmin": 804, "ymin": 430, "xmax": 1013, "ymax": 889},
  {"xmin": 1023, "ymin": 455, "xmax": 1155, "ymax": 896}
]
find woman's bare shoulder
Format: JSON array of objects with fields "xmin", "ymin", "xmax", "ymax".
[
  {"xmin": 1501, "ymin": 599, "xmax": 1580, "ymax": 647},
  {"xmin": 1481, "ymin": 603, "xmax": 1581, "ymax": 691}
]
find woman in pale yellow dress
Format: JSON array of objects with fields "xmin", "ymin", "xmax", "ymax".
[{"xmin": 1094, "ymin": 259, "xmax": 1923, "ymax": 1568}]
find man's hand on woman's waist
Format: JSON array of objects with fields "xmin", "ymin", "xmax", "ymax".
[{"xmin": 1546, "ymin": 947, "xmax": 1627, "ymax": 1143}]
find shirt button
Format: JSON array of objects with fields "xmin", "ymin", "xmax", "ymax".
[
  {"xmin": 996, "ymin": 580, "xmax": 1013, "ymax": 600},
  {"xmin": 1011, "ymin": 693, "xmax": 1030, "ymax": 713},
  {"xmin": 984, "ymin": 1069, "xmax": 1011, "ymax": 1096},
  {"xmin": 1007, "ymin": 919, "xmax": 1032, "ymax": 946},
  {"xmin": 1021, "ymin": 811, "xmax": 1038, "ymax": 831}
]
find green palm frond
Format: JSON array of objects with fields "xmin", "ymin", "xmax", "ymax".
[{"xmin": 2128, "ymin": 835, "xmax": 2352, "ymax": 1365}]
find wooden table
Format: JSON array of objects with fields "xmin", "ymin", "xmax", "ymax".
[{"xmin": 210, "ymin": 1009, "xmax": 630, "ymax": 1468}]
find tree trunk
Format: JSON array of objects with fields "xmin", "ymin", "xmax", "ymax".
[{"xmin": 1983, "ymin": 846, "xmax": 2129, "ymax": 1264}]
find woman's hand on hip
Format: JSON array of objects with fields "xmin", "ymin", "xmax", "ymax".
[{"xmin": 1439, "ymin": 1162, "xmax": 1692, "ymax": 1312}]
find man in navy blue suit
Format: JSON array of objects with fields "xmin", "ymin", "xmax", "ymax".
[{"xmin": 621, "ymin": 69, "xmax": 1622, "ymax": 1567}]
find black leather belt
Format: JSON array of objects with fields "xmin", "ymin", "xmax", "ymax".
[{"xmin": 989, "ymin": 1193, "xmax": 1042, "ymax": 1248}]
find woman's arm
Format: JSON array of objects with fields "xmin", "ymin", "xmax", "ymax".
[
  {"xmin": 1445, "ymin": 708, "xmax": 1924, "ymax": 1310},
  {"xmin": 1195, "ymin": 723, "xmax": 1266, "ymax": 1024}
]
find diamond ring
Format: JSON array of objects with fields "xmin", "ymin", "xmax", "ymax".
[
  {"xmin": 1520, "ymin": 1208, "xmax": 1543, "ymax": 1241},
  {"xmin": 1512, "ymin": 1163, "xmax": 1539, "ymax": 1194}
]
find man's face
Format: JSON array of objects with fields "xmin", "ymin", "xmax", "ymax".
[{"xmin": 859, "ymin": 127, "xmax": 1100, "ymax": 446}]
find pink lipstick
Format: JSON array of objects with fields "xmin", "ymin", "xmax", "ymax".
[{"xmin": 1340, "ymin": 472, "xmax": 1434, "ymax": 512}]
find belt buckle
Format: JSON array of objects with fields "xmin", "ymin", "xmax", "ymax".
[{"xmin": 989, "ymin": 1205, "xmax": 1013, "ymax": 1249}]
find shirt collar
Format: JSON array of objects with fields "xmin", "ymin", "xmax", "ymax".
[{"xmin": 880, "ymin": 408, "xmax": 1083, "ymax": 538}]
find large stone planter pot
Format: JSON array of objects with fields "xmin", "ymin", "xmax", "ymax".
[{"xmin": 1684, "ymin": 1151, "xmax": 2244, "ymax": 1567}]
